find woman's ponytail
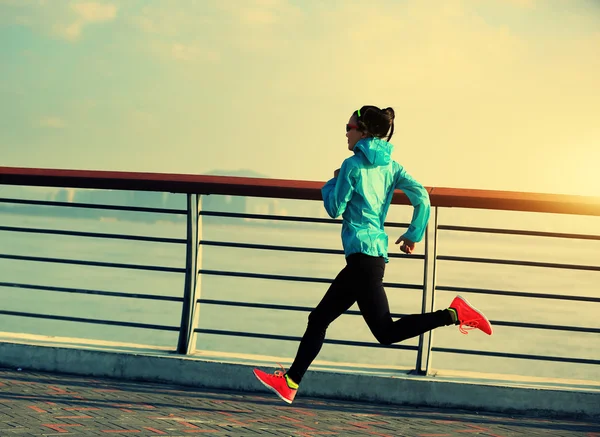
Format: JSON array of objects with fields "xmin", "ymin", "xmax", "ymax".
[{"xmin": 381, "ymin": 107, "xmax": 395, "ymax": 142}]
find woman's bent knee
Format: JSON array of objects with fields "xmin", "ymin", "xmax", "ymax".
[
  {"xmin": 307, "ymin": 312, "xmax": 329, "ymax": 333},
  {"xmin": 374, "ymin": 332, "xmax": 394, "ymax": 345}
]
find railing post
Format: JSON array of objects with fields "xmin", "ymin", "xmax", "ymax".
[
  {"xmin": 187, "ymin": 195, "xmax": 203, "ymax": 354},
  {"xmin": 414, "ymin": 206, "xmax": 439, "ymax": 375},
  {"xmin": 177, "ymin": 194, "xmax": 202, "ymax": 354}
]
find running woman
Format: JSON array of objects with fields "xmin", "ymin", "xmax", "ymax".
[{"xmin": 253, "ymin": 105, "xmax": 493, "ymax": 404}]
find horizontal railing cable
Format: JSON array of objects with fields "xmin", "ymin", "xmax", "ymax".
[
  {"xmin": 436, "ymin": 285, "xmax": 600, "ymax": 303},
  {"xmin": 198, "ymin": 269, "xmax": 423, "ymax": 290},
  {"xmin": 0, "ymin": 282, "xmax": 182, "ymax": 302},
  {"xmin": 200, "ymin": 210, "xmax": 411, "ymax": 228},
  {"xmin": 0, "ymin": 254, "xmax": 185, "ymax": 273},
  {"xmin": 0, "ymin": 197, "xmax": 186, "ymax": 215},
  {"xmin": 431, "ymin": 346, "xmax": 600, "ymax": 366},
  {"xmin": 200, "ymin": 240, "xmax": 422, "ymax": 260},
  {"xmin": 195, "ymin": 328, "xmax": 418, "ymax": 351},
  {"xmin": 201, "ymin": 210, "xmax": 339, "ymax": 224},
  {"xmin": 439, "ymin": 225, "xmax": 600, "ymax": 241},
  {"xmin": 0, "ymin": 225, "xmax": 185, "ymax": 244},
  {"xmin": 0, "ymin": 310, "xmax": 179, "ymax": 331},
  {"xmin": 489, "ymin": 320, "xmax": 599, "ymax": 334},
  {"xmin": 197, "ymin": 298, "xmax": 409, "ymax": 319},
  {"xmin": 437, "ymin": 255, "xmax": 600, "ymax": 271}
]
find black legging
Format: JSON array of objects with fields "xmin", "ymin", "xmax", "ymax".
[{"xmin": 286, "ymin": 253, "xmax": 453, "ymax": 384}]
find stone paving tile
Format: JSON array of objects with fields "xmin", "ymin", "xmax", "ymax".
[{"xmin": 0, "ymin": 368, "xmax": 598, "ymax": 437}]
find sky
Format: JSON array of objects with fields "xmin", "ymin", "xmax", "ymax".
[{"xmin": 1, "ymin": 0, "xmax": 599, "ymax": 196}]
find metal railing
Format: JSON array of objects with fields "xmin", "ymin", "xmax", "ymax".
[
  {"xmin": 1, "ymin": 166, "xmax": 599, "ymax": 376},
  {"xmin": 0, "ymin": 195, "xmax": 188, "ymax": 347},
  {"xmin": 428, "ymin": 215, "xmax": 600, "ymax": 371}
]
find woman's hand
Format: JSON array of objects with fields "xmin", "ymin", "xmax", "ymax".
[
  {"xmin": 334, "ymin": 168, "xmax": 340, "ymax": 178},
  {"xmin": 395, "ymin": 235, "xmax": 415, "ymax": 254}
]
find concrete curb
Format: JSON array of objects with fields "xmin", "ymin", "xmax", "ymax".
[{"xmin": 1, "ymin": 341, "xmax": 598, "ymax": 419}]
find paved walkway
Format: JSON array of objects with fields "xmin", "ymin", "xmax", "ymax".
[{"xmin": 0, "ymin": 368, "xmax": 598, "ymax": 437}]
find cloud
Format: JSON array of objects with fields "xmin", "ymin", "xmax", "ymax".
[
  {"xmin": 132, "ymin": 0, "xmax": 302, "ymax": 55},
  {"xmin": 0, "ymin": 1, "xmax": 117, "ymax": 41},
  {"xmin": 171, "ymin": 43, "xmax": 220, "ymax": 63},
  {"xmin": 131, "ymin": 3, "xmax": 219, "ymax": 63},
  {"xmin": 132, "ymin": 3, "xmax": 210, "ymax": 36},
  {"xmin": 71, "ymin": 2, "xmax": 116, "ymax": 22},
  {"xmin": 56, "ymin": 2, "xmax": 117, "ymax": 41},
  {"xmin": 129, "ymin": 110, "xmax": 154, "ymax": 124},
  {"xmin": 142, "ymin": 41, "xmax": 220, "ymax": 64},
  {"xmin": 219, "ymin": 2, "xmax": 279, "ymax": 25},
  {"xmin": 39, "ymin": 116, "xmax": 67, "ymax": 128},
  {"xmin": 503, "ymin": 0, "xmax": 536, "ymax": 8},
  {"xmin": 52, "ymin": 21, "xmax": 83, "ymax": 41}
]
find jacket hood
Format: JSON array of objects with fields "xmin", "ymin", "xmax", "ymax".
[{"xmin": 354, "ymin": 137, "xmax": 393, "ymax": 166}]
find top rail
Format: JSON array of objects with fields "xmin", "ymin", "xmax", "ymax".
[{"xmin": 1, "ymin": 166, "xmax": 600, "ymax": 216}]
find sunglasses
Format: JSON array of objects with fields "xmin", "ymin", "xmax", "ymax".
[{"xmin": 346, "ymin": 124, "xmax": 359, "ymax": 132}]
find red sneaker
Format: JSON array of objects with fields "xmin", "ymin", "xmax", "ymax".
[
  {"xmin": 253, "ymin": 367, "xmax": 297, "ymax": 404},
  {"xmin": 450, "ymin": 295, "xmax": 493, "ymax": 335}
]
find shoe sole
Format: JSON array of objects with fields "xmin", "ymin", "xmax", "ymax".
[
  {"xmin": 457, "ymin": 295, "xmax": 493, "ymax": 335},
  {"xmin": 252, "ymin": 369, "xmax": 294, "ymax": 404}
]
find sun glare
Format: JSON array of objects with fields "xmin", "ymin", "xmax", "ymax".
[
  {"xmin": 539, "ymin": 146, "xmax": 600, "ymax": 198},
  {"xmin": 565, "ymin": 152, "xmax": 600, "ymax": 197}
]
